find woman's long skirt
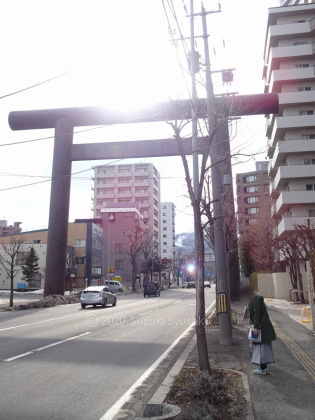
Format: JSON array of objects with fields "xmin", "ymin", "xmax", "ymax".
[{"xmin": 252, "ymin": 342, "xmax": 275, "ymax": 365}]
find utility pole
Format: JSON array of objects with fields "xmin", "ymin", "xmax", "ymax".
[{"xmin": 200, "ymin": 4, "xmax": 233, "ymax": 345}]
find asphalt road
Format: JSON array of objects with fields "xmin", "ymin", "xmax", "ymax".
[{"xmin": 0, "ymin": 288, "xmax": 215, "ymax": 420}]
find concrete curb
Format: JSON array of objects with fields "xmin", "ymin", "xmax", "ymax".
[
  {"xmin": 149, "ymin": 335, "xmax": 197, "ymax": 405},
  {"xmin": 217, "ymin": 368, "xmax": 254, "ymax": 420}
]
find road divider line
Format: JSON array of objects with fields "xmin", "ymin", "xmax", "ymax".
[
  {"xmin": 4, "ymin": 332, "xmax": 91, "ymax": 362},
  {"xmin": 100, "ymin": 299, "xmax": 216, "ymax": 420},
  {"xmin": 140, "ymin": 311, "xmax": 154, "ymax": 316},
  {"xmin": 174, "ymin": 300, "xmax": 182, "ymax": 304}
]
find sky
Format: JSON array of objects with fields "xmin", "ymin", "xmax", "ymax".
[{"xmin": 0, "ymin": 0, "xmax": 278, "ymax": 233}]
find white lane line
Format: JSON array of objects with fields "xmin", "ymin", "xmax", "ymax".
[
  {"xmin": 0, "ymin": 301, "xmax": 145, "ymax": 332},
  {"xmin": 4, "ymin": 332, "xmax": 91, "ymax": 362},
  {"xmin": 140, "ymin": 310, "xmax": 154, "ymax": 316},
  {"xmin": 189, "ymin": 303, "xmax": 196, "ymax": 306},
  {"xmin": 174, "ymin": 300, "xmax": 182, "ymax": 305},
  {"xmin": 100, "ymin": 299, "xmax": 216, "ymax": 420}
]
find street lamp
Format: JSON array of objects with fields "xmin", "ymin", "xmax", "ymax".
[{"xmin": 107, "ymin": 214, "xmax": 115, "ymax": 280}]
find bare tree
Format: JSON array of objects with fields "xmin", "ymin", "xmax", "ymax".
[
  {"xmin": 172, "ymin": 247, "xmax": 189, "ymax": 286},
  {"xmin": 140, "ymin": 234, "xmax": 156, "ymax": 284},
  {"xmin": 124, "ymin": 225, "xmax": 149, "ymax": 292},
  {"xmin": 0, "ymin": 238, "xmax": 25, "ymax": 307}
]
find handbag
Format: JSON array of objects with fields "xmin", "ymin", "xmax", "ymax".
[{"xmin": 248, "ymin": 325, "xmax": 262, "ymax": 343}]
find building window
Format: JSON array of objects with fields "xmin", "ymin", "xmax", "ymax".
[
  {"xmin": 309, "ymin": 210, "xmax": 315, "ymax": 217},
  {"xmin": 244, "ymin": 186, "xmax": 258, "ymax": 193},
  {"xmin": 92, "ymin": 257, "xmax": 101, "ymax": 266},
  {"xmin": 245, "ymin": 196, "xmax": 258, "ymax": 204},
  {"xmin": 299, "ymin": 110, "xmax": 314, "ymax": 115},
  {"xmin": 92, "ymin": 240, "xmax": 101, "ymax": 249},
  {"xmin": 135, "ymin": 167, "xmax": 148, "ymax": 173},
  {"xmin": 304, "ymin": 158, "xmax": 315, "ymax": 165},
  {"xmin": 163, "ymin": 234, "xmax": 167, "ymax": 238},
  {"xmin": 306, "ymin": 184, "xmax": 315, "ymax": 191},
  {"xmin": 154, "ymin": 199, "xmax": 158, "ymax": 206},
  {"xmin": 153, "ymin": 188, "xmax": 158, "ymax": 196},
  {"xmin": 163, "ymin": 212, "xmax": 166, "ymax": 216},
  {"xmin": 115, "ymin": 259, "xmax": 123, "ymax": 269},
  {"xmin": 243, "ymin": 175, "xmax": 257, "ymax": 183},
  {"xmin": 298, "ymin": 86, "xmax": 311, "ymax": 92},
  {"xmin": 301, "ymin": 134, "xmax": 315, "ymax": 140},
  {"xmin": 163, "ymin": 227, "xmax": 167, "ymax": 231},
  {"xmin": 163, "ymin": 205, "xmax": 166, "ymax": 209},
  {"xmin": 118, "ymin": 178, "xmax": 131, "ymax": 184},
  {"xmin": 115, "ymin": 243, "xmax": 123, "ymax": 253},
  {"xmin": 118, "ymin": 188, "xmax": 131, "ymax": 194},
  {"xmin": 75, "ymin": 239, "xmax": 86, "ymax": 247},
  {"xmin": 163, "ymin": 220, "xmax": 167, "ymax": 223},
  {"xmin": 296, "ymin": 64, "xmax": 309, "ymax": 68},
  {"xmin": 118, "ymin": 167, "xmax": 131, "ymax": 173},
  {"xmin": 75, "ymin": 257, "xmax": 85, "ymax": 265},
  {"xmin": 33, "ymin": 239, "xmax": 42, "ymax": 244},
  {"xmin": 16, "ymin": 252, "xmax": 29, "ymax": 265},
  {"xmin": 245, "ymin": 207, "xmax": 258, "ymax": 215},
  {"xmin": 163, "ymin": 249, "xmax": 167, "ymax": 253},
  {"xmin": 293, "ymin": 41, "xmax": 307, "ymax": 46}
]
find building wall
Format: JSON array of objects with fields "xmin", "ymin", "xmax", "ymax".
[
  {"xmin": 0, "ymin": 222, "xmax": 103, "ymax": 289},
  {"xmin": 236, "ymin": 163, "xmax": 271, "ymax": 234},
  {"xmin": 160, "ymin": 202, "xmax": 176, "ymax": 260},
  {"xmin": 264, "ymin": 3, "xmax": 315, "ymax": 237},
  {"xmin": 93, "ymin": 163, "xmax": 161, "ymax": 253},
  {"xmin": 101, "ymin": 207, "xmax": 146, "ymax": 287},
  {"xmin": 0, "ymin": 243, "xmax": 47, "ymax": 290}
]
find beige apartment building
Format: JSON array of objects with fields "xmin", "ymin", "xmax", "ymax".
[
  {"xmin": 236, "ymin": 162, "xmax": 270, "ymax": 234},
  {"xmin": 93, "ymin": 163, "xmax": 161, "ymax": 251},
  {"xmin": 264, "ymin": 2, "xmax": 315, "ymax": 237},
  {"xmin": 160, "ymin": 202, "xmax": 176, "ymax": 261}
]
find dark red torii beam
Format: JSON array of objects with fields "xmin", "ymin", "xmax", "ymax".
[{"xmin": 8, "ymin": 93, "xmax": 279, "ymax": 296}]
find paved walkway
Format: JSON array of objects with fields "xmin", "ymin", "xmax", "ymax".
[
  {"xmin": 185, "ymin": 302, "xmax": 315, "ymax": 420},
  {"xmin": 266, "ymin": 298, "xmax": 314, "ymax": 331}
]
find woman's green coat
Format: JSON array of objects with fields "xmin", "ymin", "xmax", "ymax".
[{"xmin": 248, "ymin": 295, "xmax": 276, "ymax": 343}]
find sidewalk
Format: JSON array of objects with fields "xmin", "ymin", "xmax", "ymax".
[
  {"xmin": 265, "ymin": 297, "xmax": 314, "ymax": 332},
  {"xmin": 184, "ymin": 302, "xmax": 315, "ymax": 420}
]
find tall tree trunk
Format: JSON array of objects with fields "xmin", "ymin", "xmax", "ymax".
[
  {"xmin": 10, "ymin": 273, "xmax": 14, "ymax": 307},
  {"xmin": 131, "ymin": 259, "xmax": 136, "ymax": 292},
  {"xmin": 296, "ymin": 260, "xmax": 305, "ymax": 304},
  {"xmin": 195, "ymin": 213, "xmax": 211, "ymax": 372}
]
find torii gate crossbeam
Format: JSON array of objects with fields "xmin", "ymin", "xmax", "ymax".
[{"xmin": 8, "ymin": 94, "xmax": 278, "ymax": 296}]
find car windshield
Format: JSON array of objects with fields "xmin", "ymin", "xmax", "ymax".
[{"xmin": 83, "ymin": 290, "xmax": 100, "ymax": 294}]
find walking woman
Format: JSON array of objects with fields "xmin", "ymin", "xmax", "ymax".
[{"xmin": 242, "ymin": 286, "xmax": 276, "ymax": 375}]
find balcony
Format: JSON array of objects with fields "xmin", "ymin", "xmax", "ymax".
[
  {"xmin": 270, "ymin": 140, "xmax": 315, "ymax": 172},
  {"xmin": 135, "ymin": 191, "xmax": 149, "ymax": 198},
  {"xmin": 269, "ymin": 20, "xmax": 315, "ymax": 40},
  {"xmin": 117, "ymin": 192, "xmax": 132, "ymax": 198},
  {"xmin": 274, "ymin": 165, "xmax": 315, "ymax": 189},
  {"xmin": 269, "ymin": 66, "xmax": 315, "ymax": 91},
  {"xmin": 270, "ymin": 115, "xmax": 315, "ymax": 145},
  {"xmin": 277, "ymin": 216, "xmax": 315, "ymax": 237},
  {"xmin": 276, "ymin": 190, "xmax": 315, "ymax": 214},
  {"xmin": 269, "ymin": 43, "xmax": 315, "ymax": 69},
  {"xmin": 279, "ymin": 90, "xmax": 315, "ymax": 110}
]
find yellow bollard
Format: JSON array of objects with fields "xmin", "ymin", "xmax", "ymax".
[
  {"xmin": 267, "ymin": 293, "xmax": 272, "ymax": 301},
  {"xmin": 301, "ymin": 306, "xmax": 312, "ymax": 323}
]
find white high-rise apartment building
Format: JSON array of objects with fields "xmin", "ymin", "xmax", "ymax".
[
  {"xmin": 160, "ymin": 202, "xmax": 176, "ymax": 260},
  {"xmin": 264, "ymin": 2, "xmax": 315, "ymax": 237},
  {"xmin": 93, "ymin": 163, "xmax": 161, "ymax": 245}
]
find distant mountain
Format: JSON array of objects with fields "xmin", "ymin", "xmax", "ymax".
[{"xmin": 176, "ymin": 232, "xmax": 212, "ymax": 253}]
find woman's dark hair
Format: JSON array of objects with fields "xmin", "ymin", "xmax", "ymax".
[{"xmin": 240, "ymin": 285, "xmax": 254, "ymax": 298}]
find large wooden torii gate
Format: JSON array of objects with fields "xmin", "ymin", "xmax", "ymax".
[{"xmin": 9, "ymin": 93, "xmax": 278, "ymax": 296}]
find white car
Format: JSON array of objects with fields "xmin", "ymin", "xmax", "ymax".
[
  {"xmin": 80, "ymin": 286, "xmax": 117, "ymax": 309},
  {"xmin": 204, "ymin": 281, "xmax": 211, "ymax": 288},
  {"xmin": 105, "ymin": 280, "xmax": 124, "ymax": 292}
]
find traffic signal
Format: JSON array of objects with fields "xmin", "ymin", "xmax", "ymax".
[{"xmin": 187, "ymin": 50, "xmax": 201, "ymax": 74}]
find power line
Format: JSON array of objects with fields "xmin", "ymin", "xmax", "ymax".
[{"xmin": 0, "ymin": 70, "xmax": 73, "ymax": 100}]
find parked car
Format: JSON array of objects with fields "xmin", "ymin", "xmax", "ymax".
[
  {"xmin": 182, "ymin": 281, "xmax": 188, "ymax": 288},
  {"xmin": 144, "ymin": 281, "xmax": 160, "ymax": 297},
  {"xmin": 187, "ymin": 281, "xmax": 196, "ymax": 289},
  {"xmin": 80, "ymin": 286, "xmax": 117, "ymax": 308},
  {"xmin": 204, "ymin": 281, "xmax": 211, "ymax": 288},
  {"xmin": 105, "ymin": 280, "xmax": 124, "ymax": 292}
]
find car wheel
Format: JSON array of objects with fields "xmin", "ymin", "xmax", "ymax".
[
  {"xmin": 112, "ymin": 298, "xmax": 117, "ymax": 307},
  {"xmin": 118, "ymin": 288, "xmax": 122, "ymax": 292},
  {"xmin": 93, "ymin": 304, "xmax": 97, "ymax": 308},
  {"xmin": 81, "ymin": 304, "xmax": 86, "ymax": 309},
  {"xmin": 102, "ymin": 299, "xmax": 107, "ymax": 308}
]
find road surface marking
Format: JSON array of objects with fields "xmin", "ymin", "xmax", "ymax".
[
  {"xmin": 189, "ymin": 303, "xmax": 196, "ymax": 306},
  {"xmin": 140, "ymin": 310, "xmax": 154, "ymax": 316},
  {"xmin": 174, "ymin": 300, "xmax": 182, "ymax": 304},
  {"xmin": 100, "ymin": 299, "xmax": 216, "ymax": 420},
  {"xmin": 0, "ymin": 301, "xmax": 146, "ymax": 332},
  {"xmin": 4, "ymin": 332, "xmax": 91, "ymax": 362}
]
